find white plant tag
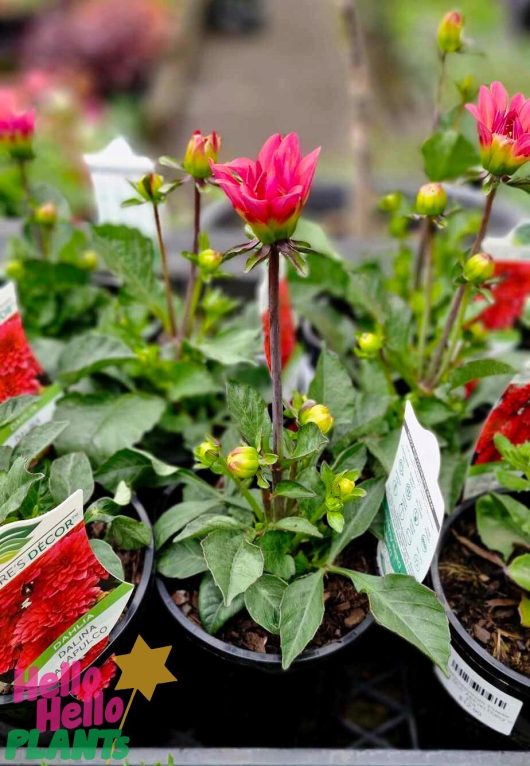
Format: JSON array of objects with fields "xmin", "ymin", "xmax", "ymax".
[
  {"xmin": 377, "ymin": 400, "xmax": 444, "ymax": 582},
  {"xmin": 436, "ymin": 646, "xmax": 523, "ymax": 736},
  {"xmin": 84, "ymin": 136, "xmax": 156, "ymax": 238}
]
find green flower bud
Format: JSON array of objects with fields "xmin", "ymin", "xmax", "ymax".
[
  {"xmin": 379, "ymin": 192, "xmax": 401, "ymax": 213},
  {"xmin": 463, "ymin": 252, "xmax": 495, "ymax": 284},
  {"xmin": 227, "ymin": 445, "xmax": 260, "ymax": 479},
  {"xmin": 139, "ymin": 172, "xmax": 164, "ymax": 201},
  {"xmin": 416, "ymin": 183, "xmax": 447, "ymax": 217},
  {"xmin": 356, "ymin": 332, "xmax": 383, "ymax": 357},
  {"xmin": 198, "ymin": 248, "xmax": 223, "ymax": 272},
  {"xmin": 5, "ymin": 259, "xmax": 24, "ymax": 280},
  {"xmin": 325, "ymin": 495, "xmax": 343, "ymax": 513},
  {"xmin": 194, "ymin": 437, "xmax": 221, "ymax": 468},
  {"xmin": 79, "ymin": 249, "xmax": 98, "ymax": 270},
  {"xmin": 299, "ymin": 402, "xmax": 334, "ymax": 435},
  {"xmin": 437, "ymin": 10, "xmax": 464, "ymax": 54},
  {"xmin": 34, "ymin": 202, "xmax": 58, "ymax": 226},
  {"xmin": 336, "ymin": 476, "xmax": 357, "ymax": 501}
]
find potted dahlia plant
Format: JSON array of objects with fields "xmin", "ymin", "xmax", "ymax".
[{"xmin": 156, "ymin": 133, "xmax": 451, "ymax": 671}]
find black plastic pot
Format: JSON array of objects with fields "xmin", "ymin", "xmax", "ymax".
[
  {"xmin": 431, "ymin": 499, "xmax": 530, "ymax": 747},
  {"xmin": 0, "ymin": 495, "xmax": 154, "ymax": 712},
  {"xmin": 156, "ymin": 572, "xmax": 373, "ymax": 673}
]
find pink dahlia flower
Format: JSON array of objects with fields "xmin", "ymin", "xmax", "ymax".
[
  {"xmin": 211, "ymin": 133, "xmax": 320, "ymax": 245},
  {"xmin": 466, "ymin": 81, "xmax": 530, "ymax": 176}
]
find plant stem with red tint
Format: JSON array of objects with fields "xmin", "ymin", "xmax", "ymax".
[
  {"xmin": 268, "ymin": 244, "xmax": 283, "ymax": 514},
  {"xmin": 153, "ymin": 202, "xmax": 178, "ymax": 340},
  {"xmin": 178, "ymin": 185, "xmax": 202, "ymax": 356}
]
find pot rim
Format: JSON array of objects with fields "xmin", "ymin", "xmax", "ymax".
[
  {"xmin": 0, "ymin": 494, "xmax": 154, "ymax": 706},
  {"xmin": 431, "ymin": 494, "xmax": 530, "ymax": 689},
  {"xmin": 156, "ymin": 572, "xmax": 374, "ymax": 670}
]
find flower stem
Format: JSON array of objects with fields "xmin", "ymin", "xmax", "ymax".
[
  {"xmin": 433, "ymin": 52, "xmax": 447, "ymax": 131},
  {"xmin": 437, "ymin": 283, "xmax": 471, "ymax": 381},
  {"xmin": 422, "ymin": 183, "xmax": 498, "ymax": 390},
  {"xmin": 153, "ymin": 202, "xmax": 178, "ymax": 340},
  {"xmin": 17, "ymin": 158, "xmax": 32, "ymax": 211},
  {"xmin": 178, "ymin": 185, "xmax": 202, "ymax": 354},
  {"xmin": 417, "ymin": 218, "xmax": 434, "ymax": 376},
  {"xmin": 268, "ymin": 243, "xmax": 283, "ymax": 513}
]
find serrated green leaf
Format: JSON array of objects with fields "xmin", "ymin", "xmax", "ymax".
[
  {"xmin": 90, "ymin": 539, "xmax": 124, "ymax": 580},
  {"xmin": 0, "ymin": 458, "xmax": 44, "ymax": 523},
  {"xmin": 476, "ymin": 494, "xmax": 530, "ymax": 559},
  {"xmin": 12, "ymin": 421, "xmax": 68, "ymax": 464},
  {"xmin": 202, "ymin": 528, "xmax": 263, "ymax": 606},
  {"xmin": 449, "ymin": 359, "xmax": 515, "ymax": 389},
  {"xmin": 57, "ymin": 333, "xmax": 135, "ymax": 384},
  {"xmin": 95, "ymin": 447, "xmax": 180, "ymax": 492},
  {"xmin": 422, "ymin": 129, "xmax": 479, "ymax": 181},
  {"xmin": 174, "ymin": 514, "xmax": 242, "ymax": 543},
  {"xmin": 226, "ymin": 381, "xmax": 270, "ymax": 448},
  {"xmin": 244, "ymin": 574, "xmax": 287, "ymax": 634},
  {"xmin": 274, "ymin": 517, "xmax": 323, "ymax": 538},
  {"xmin": 279, "ymin": 571, "xmax": 325, "ymax": 669},
  {"xmin": 157, "ymin": 539, "xmax": 207, "ymax": 579},
  {"xmin": 154, "ymin": 500, "xmax": 222, "ymax": 548},
  {"xmin": 309, "ymin": 350, "xmax": 355, "ymax": 429},
  {"xmin": 345, "ymin": 571, "xmax": 450, "ymax": 672},
  {"xmin": 199, "ymin": 573, "xmax": 245, "ymax": 634},
  {"xmin": 49, "ymin": 452, "xmax": 94, "ymax": 505},
  {"xmin": 292, "ymin": 422, "xmax": 328, "ymax": 459},
  {"xmin": 274, "ymin": 480, "xmax": 316, "ymax": 499},
  {"xmin": 108, "ymin": 515, "xmax": 152, "ymax": 550}
]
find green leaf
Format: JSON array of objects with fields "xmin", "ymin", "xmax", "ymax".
[
  {"xmin": 57, "ymin": 333, "xmax": 135, "ymax": 384},
  {"xmin": 519, "ymin": 595, "xmax": 530, "ymax": 627},
  {"xmin": 507, "ymin": 554, "xmax": 530, "ymax": 591},
  {"xmin": 0, "ymin": 458, "xmax": 44, "ymax": 523},
  {"xmin": 327, "ymin": 510, "xmax": 344, "ymax": 533},
  {"xmin": 279, "ymin": 571, "xmax": 325, "ymax": 669},
  {"xmin": 438, "ymin": 452, "xmax": 468, "ymax": 512},
  {"xmin": 274, "ymin": 480, "xmax": 316, "ymax": 499},
  {"xmin": 194, "ymin": 326, "xmax": 260, "ymax": 366},
  {"xmin": 258, "ymin": 531, "xmax": 296, "ymax": 580},
  {"xmin": 53, "ymin": 393, "xmax": 165, "ymax": 464},
  {"xmin": 293, "ymin": 218, "xmax": 341, "ymax": 260},
  {"xmin": 12, "ymin": 421, "xmax": 68, "ymax": 464},
  {"xmin": 226, "ymin": 381, "xmax": 270, "ymax": 448},
  {"xmin": 201, "ymin": 529, "xmax": 264, "ymax": 606},
  {"xmin": 157, "ymin": 539, "xmax": 207, "ymax": 579},
  {"xmin": 327, "ymin": 477, "xmax": 386, "ymax": 562},
  {"xmin": 90, "ymin": 539, "xmax": 124, "ymax": 580},
  {"xmin": 166, "ymin": 362, "xmax": 220, "ymax": 402},
  {"xmin": 449, "ymin": 359, "xmax": 515, "ymax": 389},
  {"xmin": 476, "ymin": 494, "xmax": 530, "ymax": 559},
  {"xmin": 346, "ymin": 571, "xmax": 450, "ymax": 672},
  {"xmin": 244, "ymin": 574, "xmax": 287, "ymax": 634},
  {"xmin": 95, "ymin": 447, "xmax": 179, "ymax": 492},
  {"xmin": 199, "ymin": 573, "xmax": 245, "ymax": 634},
  {"xmin": 292, "ymin": 422, "xmax": 328, "ymax": 459},
  {"xmin": 422, "ymin": 129, "xmax": 479, "ymax": 181},
  {"xmin": 0, "ymin": 395, "xmax": 36, "ymax": 428},
  {"xmin": 492, "ymin": 492, "xmax": 530, "ymax": 535},
  {"xmin": 309, "ymin": 350, "xmax": 355, "ymax": 429},
  {"xmin": 107, "ymin": 516, "xmax": 152, "ymax": 550},
  {"xmin": 49, "ymin": 452, "xmax": 94, "ymax": 505},
  {"xmin": 154, "ymin": 500, "xmax": 222, "ymax": 548},
  {"xmin": 173, "ymin": 514, "xmax": 242, "ymax": 543},
  {"xmin": 332, "ymin": 443, "xmax": 367, "ymax": 474},
  {"xmin": 364, "ymin": 431, "xmax": 401, "ymax": 474},
  {"xmin": 495, "ymin": 469, "xmax": 530, "ymax": 492},
  {"xmin": 274, "ymin": 517, "xmax": 323, "ymax": 538},
  {"xmin": 93, "ymin": 224, "xmax": 165, "ymax": 321}
]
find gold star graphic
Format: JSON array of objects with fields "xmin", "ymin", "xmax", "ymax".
[{"xmin": 114, "ymin": 634, "xmax": 177, "ymax": 701}]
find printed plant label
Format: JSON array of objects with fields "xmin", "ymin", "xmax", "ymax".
[
  {"xmin": 377, "ymin": 400, "xmax": 444, "ymax": 582},
  {"xmin": 0, "ymin": 282, "xmax": 59, "ymax": 447},
  {"xmin": 0, "ymin": 490, "xmax": 134, "ymax": 688},
  {"xmin": 436, "ymin": 646, "xmax": 523, "ymax": 736}
]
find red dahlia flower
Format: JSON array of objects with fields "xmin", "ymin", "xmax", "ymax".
[
  {"xmin": 466, "ymin": 81, "xmax": 530, "ymax": 176},
  {"xmin": 0, "ymin": 314, "xmax": 42, "ymax": 402},
  {"xmin": 479, "ymin": 260, "xmax": 530, "ymax": 330},
  {"xmin": 474, "ymin": 381, "xmax": 530, "ymax": 464},
  {"xmin": 211, "ymin": 132, "xmax": 320, "ymax": 245}
]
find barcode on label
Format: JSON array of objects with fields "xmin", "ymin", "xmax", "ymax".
[{"xmin": 450, "ymin": 658, "xmax": 507, "ymax": 709}]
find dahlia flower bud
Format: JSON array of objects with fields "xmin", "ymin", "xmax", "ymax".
[
  {"xmin": 79, "ymin": 250, "xmax": 98, "ymax": 270},
  {"xmin": 182, "ymin": 130, "xmax": 220, "ymax": 180},
  {"xmin": 198, "ymin": 248, "xmax": 223, "ymax": 272},
  {"xmin": 463, "ymin": 252, "xmax": 495, "ymax": 284},
  {"xmin": 356, "ymin": 332, "xmax": 383, "ymax": 358},
  {"xmin": 325, "ymin": 495, "xmax": 343, "ymax": 513},
  {"xmin": 194, "ymin": 437, "xmax": 221, "ymax": 468},
  {"xmin": 34, "ymin": 202, "xmax": 57, "ymax": 226},
  {"xmin": 378, "ymin": 192, "xmax": 401, "ymax": 213},
  {"xmin": 5, "ymin": 259, "xmax": 24, "ymax": 280},
  {"xmin": 437, "ymin": 11, "xmax": 464, "ymax": 54},
  {"xmin": 336, "ymin": 476, "xmax": 357, "ymax": 501},
  {"xmin": 135, "ymin": 172, "xmax": 164, "ymax": 202},
  {"xmin": 416, "ymin": 183, "xmax": 447, "ymax": 217},
  {"xmin": 227, "ymin": 446, "xmax": 260, "ymax": 479},
  {"xmin": 299, "ymin": 402, "xmax": 334, "ymax": 435}
]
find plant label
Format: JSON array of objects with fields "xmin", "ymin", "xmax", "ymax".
[
  {"xmin": 84, "ymin": 136, "xmax": 156, "ymax": 238},
  {"xmin": 0, "ymin": 282, "xmax": 61, "ymax": 447},
  {"xmin": 0, "ymin": 490, "xmax": 133, "ymax": 687},
  {"xmin": 377, "ymin": 400, "xmax": 444, "ymax": 582},
  {"xmin": 436, "ymin": 646, "xmax": 523, "ymax": 735}
]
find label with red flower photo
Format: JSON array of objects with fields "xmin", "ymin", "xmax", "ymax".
[
  {"xmin": 465, "ymin": 368, "xmax": 530, "ymax": 498},
  {"xmin": 0, "ymin": 282, "xmax": 61, "ymax": 447},
  {"xmin": 0, "ymin": 489, "xmax": 134, "ymax": 689}
]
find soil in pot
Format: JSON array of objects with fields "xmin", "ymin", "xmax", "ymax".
[
  {"xmin": 439, "ymin": 515, "xmax": 530, "ymax": 677},
  {"xmin": 168, "ymin": 533, "xmax": 376, "ymax": 658}
]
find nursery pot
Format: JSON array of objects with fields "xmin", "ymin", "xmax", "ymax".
[
  {"xmin": 431, "ymin": 499, "xmax": 530, "ymax": 747},
  {"xmin": 156, "ymin": 573, "xmax": 373, "ymax": 674},
  {"xmin": 0, "ymin": 495, "xmax": 154, "ymax": 715}
]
